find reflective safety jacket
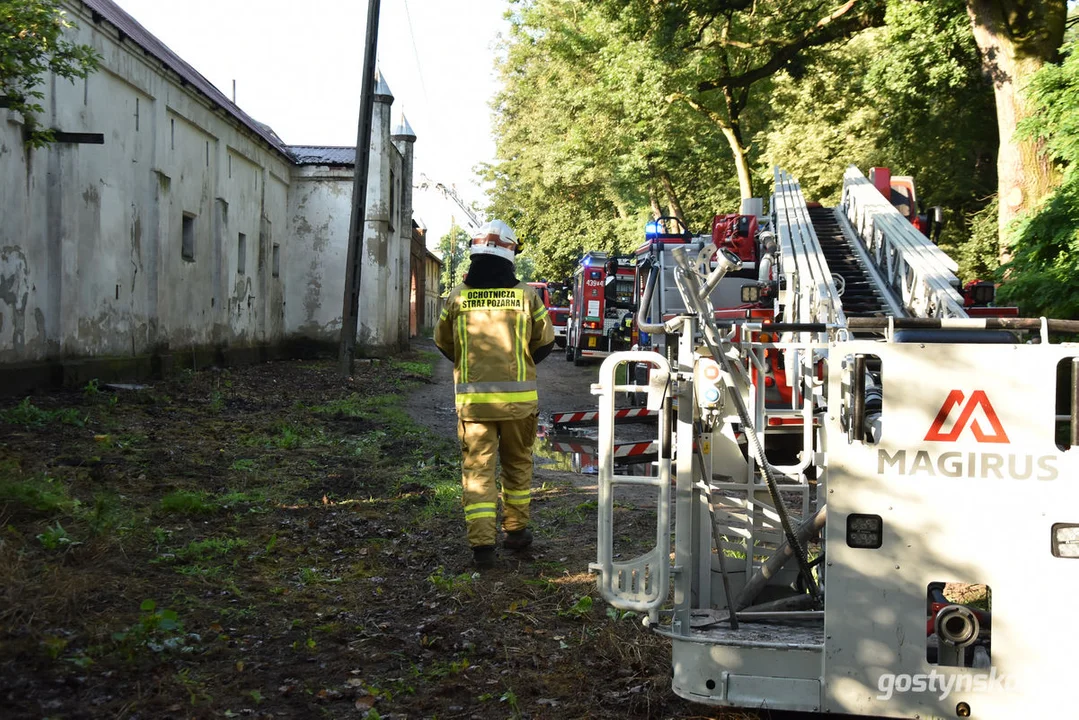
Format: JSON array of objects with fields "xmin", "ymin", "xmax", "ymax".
[{"xmin": 435, "ymin": 282, "xmax": 555, "ymax": 421}]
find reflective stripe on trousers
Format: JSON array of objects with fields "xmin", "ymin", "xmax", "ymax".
[{"xmin": 457, "ymin": 414, "xmax": 537, "ymax": 548}]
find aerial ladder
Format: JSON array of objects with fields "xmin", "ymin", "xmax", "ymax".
[
  {"xmin": 590, "ymin": 166, "xmax": 1079, "ymax": 719},
  {"xmin": 415, "ymin": 173, "xmax": 484, "ymax": 229}
]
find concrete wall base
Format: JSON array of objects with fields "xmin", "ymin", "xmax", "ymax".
[{"xmin": 0, "ymin": 338, "xmax": 415, "ymax": 396}]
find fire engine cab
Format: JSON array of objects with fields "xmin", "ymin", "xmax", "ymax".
[{"xmin": 566, "ymin": 252, "xmax": 636, "ymax": 366}]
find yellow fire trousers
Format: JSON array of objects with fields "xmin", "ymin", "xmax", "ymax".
[{"xmin": 457, "ymin": 414, "xmax": 537, "ymax": 547}]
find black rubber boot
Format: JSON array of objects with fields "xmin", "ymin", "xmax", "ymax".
[
  {"xmin": 502, "ymin": 528, "xmax": 533, "ymax": 551},
  {"xmin": 472, "ymin": 545, "xmax": 496, "ymax": 569}
]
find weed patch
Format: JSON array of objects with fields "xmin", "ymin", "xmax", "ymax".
[{"xmin": 0, "ymin": 398, "xmax": 85, "ymax": 428}]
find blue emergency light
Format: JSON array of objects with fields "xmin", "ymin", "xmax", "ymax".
[{"xmin": 645, "ymin": 221, "xmax": 659, "ymax": 239}]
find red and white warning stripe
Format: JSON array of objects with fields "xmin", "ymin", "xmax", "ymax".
[
  {"xmin": 551, "ymin": 407, "xmax": 658, "ymax": 428},
  {"xmin": 547, "ymin": 437, "xmax": 660, "ymax": 463},
  {"xmin": 547, "ymin": 438, "xmax": 597, "ymax": 455},
  {"xmin": 612, "ymin": 441, "xmax": 659, "ymax": 459}
]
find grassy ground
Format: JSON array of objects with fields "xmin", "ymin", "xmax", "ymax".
[{"xmin": 0, "ymin": 352, "xmax": 720, "ymax": 719}]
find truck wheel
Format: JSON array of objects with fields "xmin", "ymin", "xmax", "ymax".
[{"xmin": 565, "ymin": 345, "xmax": 574, "ymax": 362}]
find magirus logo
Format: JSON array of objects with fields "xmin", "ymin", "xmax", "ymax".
[
  {"xmin": 924, "ymin": 390, "xmax": 1009, "ymax": 443},
  {"xmin": 877, "ymin": 390, "xmax": 1058, "ymax": 480}
]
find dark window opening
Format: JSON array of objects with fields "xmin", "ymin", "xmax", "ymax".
[
  {"xmin": 181, "ymin": 214, "xmax": 196, "ymax": 262},
  {"xmin": 237, "ymin": 232, "xmax": 247, "ymax": 275}
]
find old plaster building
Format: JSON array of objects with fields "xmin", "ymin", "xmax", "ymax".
[{"xmin": 0, "ymin": 0, "xmax": 432, "ymax": 390}]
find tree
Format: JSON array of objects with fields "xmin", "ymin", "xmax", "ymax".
[
  {"xmin": 438, "ymin": 226, "xmax": 470, "ymax": 294},
  {"xmin": 996, "ymin": 35, "xmax": 1079, "ymax": 317},
  {"xmin": 485, "ymin": 0, "xmax": 742, "ymax": 282},
  {"xmin": 1, "ymin": 0, "xmax": 100, "ymax": 147},
  {"xmin": 596, "ymin": 0, "xmax": 887, "ymax": 198},
  {"xmin": 966, "ymin": 0, "xmax": 1068, "ymax": 250}
]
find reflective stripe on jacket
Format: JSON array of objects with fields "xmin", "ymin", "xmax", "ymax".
[{"xmin": 434, "ymin": 282, "xmax": 555, "ymax": 420}]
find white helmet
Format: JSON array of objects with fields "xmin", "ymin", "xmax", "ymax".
[{"xmin": 470, "ymin": 219, "xmax": 519, "ymax": 263}]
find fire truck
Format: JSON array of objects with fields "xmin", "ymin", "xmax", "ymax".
[
  {"xmin": 546, "ymin": 280, "xmax": 572, "ymax": 348},
  {"xmin": 589, "ymin": 166, "xmax": 1075, "ymax": 719},
  {"xmin": 565, "ymin": 252, "xmax": 636, "ymax": 366},
  {"xmin": 633, "ymin": 210, "xmax": 767, "ymax": 361}
]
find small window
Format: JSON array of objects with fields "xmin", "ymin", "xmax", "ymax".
[
  {"xmin": 170, "ymin": 118, "xmax": 175, "ymax": 150},
  {"xmin": 135, "ymin": 97, "xmax": 139, "ymax": 131},
  {"xmin": 181, "ymin": 214, "xmax": 196, "ymax": 261},
  {"xmin": 847, "ymin": 354, "xmax": 882, "ymax": 445},
  {"xmin": 389, "ymin": 170, "xmax": 397, "ymax": 231},
  {"xmin": 228, "ymin": 154, "xmax": 232, "ymax": 179},
  {"xmin": 1055, "ymin": 357, "xmax": 1079, "ymax": 449},
  {"xmin": 271, "ymin": 244, "xmax": 280, "ymax": 278},
  {"xmin": 237, "ymin": 232, "xmax": 247, "ymax": 274},
  {"xmin": 258, "ymin": 230, "xmax": 266, "ymax": 271}
]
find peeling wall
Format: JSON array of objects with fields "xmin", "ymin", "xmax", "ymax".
[
  {"xmin": 0, "ymin": 1, "xmax": 413, "ymax": 369},
  {"xmin": 285, "ymin": 166, "xmax": 350, "ymax": 340},
  {"xmin": 0, "ymin": 2, "xmax": 293, "ymax": 364},
  {"xmin": 283, "ymin": 92, "xmax": 413, "ymax": 354}
]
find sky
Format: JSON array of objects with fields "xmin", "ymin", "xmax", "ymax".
[{"xmin": 111, "ymin": 0, "xmax": 512, "ymax": 251}]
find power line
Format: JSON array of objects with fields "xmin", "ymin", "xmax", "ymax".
[{"xmin": 402, "ymin": 0, "xmax": 430, "ymax": 112}]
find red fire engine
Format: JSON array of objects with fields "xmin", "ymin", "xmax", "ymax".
[{"xmin": 565, "ymin": 252, "xmax": 636, "ymax": 366}]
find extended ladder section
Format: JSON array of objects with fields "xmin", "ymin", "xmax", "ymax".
[
  {"xmin": 774, "ymin": 166, "xmax": 969, "ymax": 324},
  {"xmin": 839, "ymin": 166, "xmax": 967, "ymax": 319},
  {"xmin": 807, "ymin": 206, "xmax": 892, "ymax": 317},
  {"xmin": 773, "ymin": 169, "xmax": 845, "ymax": 331}
]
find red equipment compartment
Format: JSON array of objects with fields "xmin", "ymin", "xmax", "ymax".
[{"xmin": 712, "ymin": 214, "xmax": 759, "ymax": 264}]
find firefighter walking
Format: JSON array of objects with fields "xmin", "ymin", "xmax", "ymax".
[{"xmin": 435, "ymin": 220, "xmax": 555, "ymax": 568}]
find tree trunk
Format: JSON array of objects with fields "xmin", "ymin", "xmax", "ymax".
[
  {"xmin": 658, "ymin": 170, "xmax": 686, "ymax": 223},
  {"xmin": 720, "ymin": 124, "xmax": 754, "ymax": 201},
  {"xmin": 966, "ymin": 0, "xmax": 1066, "ymax": 258},
  {"xmin": 648, "ymin": 186, "xmax": 663, "ymax": 219},
  {"xmin": 669, "ymin": 92, "xmax": 754, "ymax": 200}
]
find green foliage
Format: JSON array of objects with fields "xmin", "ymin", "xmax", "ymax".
[
  {"xmin": 485, "ymin": 0, "xmax": 1007, "ymax": 284},
  {"xmin": 427, "ymin": 566, "xmax": 476, "ymax": 595},
  {"xmin": 862, "ymin": 0, "xmax": 997, "ymax": 210},
  {"xmin": 947, "ymin": 198, "xmax": 1001, "ymax": 282},
  {"xmin": 558, "ymin": 594, "xmax": 593, "ymax": 619},
  {"xmin": 486, "ymin": 0, "xmax": 898, "ymax": 280},
  {"xmin": 997, "ymin": 39, "xmax": 1079, "ymax": 317},
  {"xmin": 0, "ymin": 0, "xmax": 101, "ymax": 147},
  {"xmin": 438, "ymin": 226, "xmax": 470, "ymax": 293},
  {"xmin": 37, "ymin": 520, "xmax": 78, "ymax": 549},
  {"xmin": 168, "ymin": 536, "xmax": 248, "ymax": 564},
  {"xmin": 159, "ymin": 490, "xmax": 218, "ymax": 515},
  {"xmin": 760, "ymin": 0, "xmax": 996, "ymax": 260},
  {"xmin": 111, "ymin": 599, "xmax": 189, "ymax": 658},
  {"xmin": 0, "ymin": 472, "xmax": 73, "ymax": 514},
  {"xmin": 605, "ymin": 606, "xmax": 638, "ymax": 622},
  {"xmin": 389, "ymin": 359, "xmax": 433, "ymax": 378},
  {"xmin": 1, "ymin": 397, "xmax": 84, "ymax": 428}
]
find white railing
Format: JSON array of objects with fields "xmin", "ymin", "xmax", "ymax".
[
  {"xmin": 773, "ymin": 168, "xmax": 845, "ymax": 330},
  {"xmin": 840, "ymin": 166, "xmax": 967, "ymax": 319}
]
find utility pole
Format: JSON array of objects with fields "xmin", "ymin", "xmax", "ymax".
[
  {"xmin": 339, "ymin": 0, "xmax": 382, "ymax": 376},
  {"xmin": 448, "ymin": 215, "xmax": 458, "ymax": 292}
]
